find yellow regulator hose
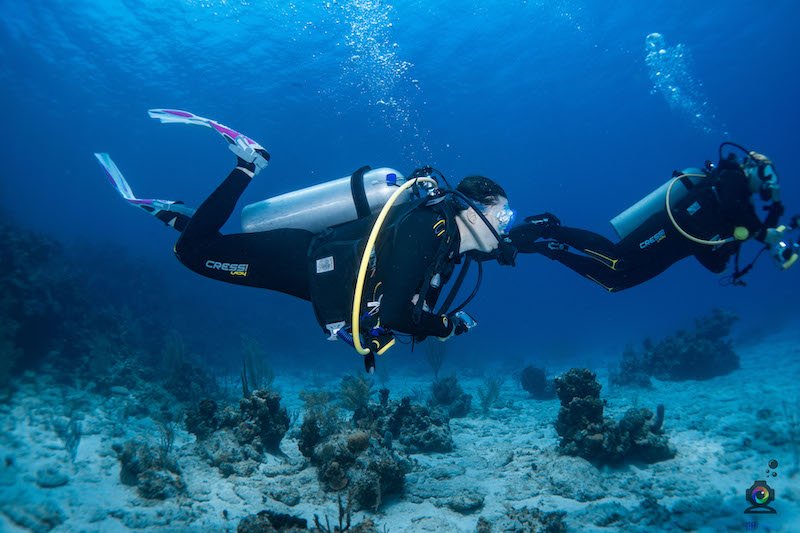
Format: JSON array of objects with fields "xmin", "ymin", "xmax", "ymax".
[{"xmin": 351, "ymin": 177, "xmax": 438, "ymax": 355}]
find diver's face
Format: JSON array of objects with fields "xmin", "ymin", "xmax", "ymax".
[{"xmin": 482, "ymin": 196, "xmax": 515, "ymax": 235}]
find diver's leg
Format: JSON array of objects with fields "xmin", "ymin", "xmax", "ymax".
[
  {"xmin": 546, "ymin": 226, "xmax": 623, "ymax": 271},
  {"xmin": 177, "ymin": 166, "xmax": 252, "ymax": 243},
  {"xmin": 538, "ymin": 221, "xmax": 684, "ymax": 290},
  {"xmin": 174, "ymin": 165, "xmax": 315, "ymax": 300},
  {"xmin": 527, "ymin": 241, "xmax": 633, "ymax": 291},
  {"xmin": 176, "ymin": 226, "xmax": 315, "ymax": 300},
  {"xmin": 609, "ymin": 211, "xmax": 692, "ymax": 282},
  {"xmin": 512, "ymin": 219, "xmax": 625, "ymax": 272},
  {"xmin": 510, "ymin": 214, "xmax": 620, "ymax": 266}
]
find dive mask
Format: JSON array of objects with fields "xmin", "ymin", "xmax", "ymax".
[{"xmin": 484, "ymin": 202, "xmax": 516, "ymax": 235}]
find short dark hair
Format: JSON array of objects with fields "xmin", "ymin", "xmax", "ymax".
[{"xmin": 456, "ymin": 175, "xmax": 507, "ymax": 207}]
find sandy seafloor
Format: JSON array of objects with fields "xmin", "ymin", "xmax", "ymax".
[{"xmin": 0, "ymin": 328, "xmax": 798, "ymax": 533}]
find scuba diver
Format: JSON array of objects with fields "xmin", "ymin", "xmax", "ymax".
[
  {"xmin": 506, "ymin": 142, "xmax": 798, "ymax": 291},
  {"xmin": 95, "ymin": 109, "xmax": 516, "ymax": 373}
]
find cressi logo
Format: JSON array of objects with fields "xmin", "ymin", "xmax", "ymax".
[
  {"xmin": 205, "ymin": 260, "xmax": 249, "ymax": 276},
  {"xmin": 640, "ymin": 229, "xmax": 666, "ymax": 249}
]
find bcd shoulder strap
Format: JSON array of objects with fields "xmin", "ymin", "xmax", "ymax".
[{"xmin": 350, "ymin": 165, "xmax": 372, "ymax": 219}]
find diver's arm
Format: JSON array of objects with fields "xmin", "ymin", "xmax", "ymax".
[
  {"xmin": 755, "ymin": 202, "xmax": 785, "ymax": 242},
  {"xmin": 715, "ymin": 159, "xmax": 772, "ymax": 242},
  {"xmin": 467, "ymin": 241, "xmax": 518, "ymax": 266},
  {"xmin": 380, "ymin": 296, "xmax": 452, "ymax": 337},
  {"xmin": 694, "ymin": 245, "xmax": 733, "ymax": 273}
]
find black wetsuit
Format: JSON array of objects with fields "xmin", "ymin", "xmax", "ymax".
[
  {"xmin": 508, "ymin": 158, "xmax": 782, "ymax": 292},
  {"xmin": 173, "ymin": 166, "xmax": 458, "ymax": 339}
]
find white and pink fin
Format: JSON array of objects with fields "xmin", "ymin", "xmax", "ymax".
[{"xmin": 147, "ymin": 109, "xmax": 269, "ymax": 171}]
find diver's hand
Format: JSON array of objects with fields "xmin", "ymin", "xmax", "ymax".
[
  {"xmin": 494, "ymin": 239, "xmax": 518, "ymax": 266},
  {"xmin": 437, "ymin": 313, "xmax": 470, "ymax": 342},
  {"xmin": 764, "ymin": 225, "xmax": 788, "ymax": 246}
]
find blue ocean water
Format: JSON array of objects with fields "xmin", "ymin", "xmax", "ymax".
[
  {"xmin": 1, "ymin": 1, "xmax": 799, "ymax": 529},
  {"xmin": 2, "ymin": 1, "xmax": 798, "ymax": 363}
]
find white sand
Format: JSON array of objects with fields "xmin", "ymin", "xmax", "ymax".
[{"xmin": 0, "ymin": 328, "xmax": 797, "ymax": 532}]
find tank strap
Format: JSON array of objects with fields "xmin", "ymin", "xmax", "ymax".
[{"xmin": 350, "ymin": 165, "xmax": 372, "ymax": 219}]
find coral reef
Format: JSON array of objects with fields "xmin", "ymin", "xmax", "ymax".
[
  {"xmin": 184, "ymin": 390, "xmax": 289, "ymax": 476},
  {"xmin": 609, "ymin": 344, "xmax": 652, "ymax": 388},
  {"xmin": 0, "ymin": 215, "xmax": 234, "ymax": 409},
  {"xmin": 612, "ymin": 309, "xmax": 740, "ymax": 383},
  {"xmin": 338, "ymin": 375, "xmax": 374, "ymax": 414},
  {"xmin": 299, "ymin": 390, "xmax": 413, "ymax": 510},
  {"xmin": 378, "ymin": 397, "xmax": 453, "ymax": 453},
  {"xmin": 237, "ymin": 390, "xmax": 290, "ymax": 454},
  {"xmin": 554, "ymin": 368, "xmax": 674, "ymax": 465},
  {"xmin": 298, "ymin": 390, "xmax": 341, "ymax": 459},
  {"xmin": 309, "ymin": 429, "xmax": 409, "ymax": 510},
  {"xmin": 0, "ymin": 219, "xmax": 90, "ymax": 392},
  {"xmin": 519, "ymin": 366, "xmax": 557, "ymax": 399},
  {"xmin": 428, "ymin": 376, "xmax": 472, "ymax": 418},
  {"xmin": 300, "ymin": 389, "xmax": 457, "ymax": 510},
  {"xmin": 112, "ymin": 440, "xmax": 184, "ymax": 500}
]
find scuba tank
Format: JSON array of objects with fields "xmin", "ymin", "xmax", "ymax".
[
  {"xmin": 241, "ymin": 167, "xmax": 412, "ymax": 234},
  {"xmin": 609, "ymin": 167, "xmax": 704, "ymax": 239}
]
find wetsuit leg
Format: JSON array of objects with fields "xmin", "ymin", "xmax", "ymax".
[
  {"xmin": 175, "ymin": 167, "xmax": 314, "ymax": 300},
  {"xmin": 526, "ymin": 240, "xmax": 633, "ymax": 291},
  {"xmin": 517, "ymin": 221, "xmax": 686, "ymax": 292}
]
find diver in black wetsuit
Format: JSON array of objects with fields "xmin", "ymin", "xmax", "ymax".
[
  {"xmin": 506, "ymin": 143, "xmax": 798, "ymax": 291},
  {"xmin": 179, "ymin": 163, "xmax": 513, "ymax": 372},
  {"xmin": 175, "ymin": 159, "xmax": 511, "ymax": 344},
  {"xmin": 96, "ymin": 111, "xmax": 515, "ymax": 372}
]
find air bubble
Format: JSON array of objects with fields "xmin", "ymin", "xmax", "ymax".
[{"xmin": 644, "ymin": 32, "xmax": 724, "ymax": 135}]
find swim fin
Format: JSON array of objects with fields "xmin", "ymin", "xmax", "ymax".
[
  {"xmin": 147, "ymin": 109, "xmax": 269, "ymax": 173},
  {"xmin": 94, "ymin": 152, "xmax": 195, "ymax": 231}
]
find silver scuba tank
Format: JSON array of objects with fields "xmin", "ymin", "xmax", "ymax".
[
  {"xmin": 241, "ymin": 167, "xmax": 410, "ymax": 234},
  {"xmin": 609, "ymin": 167, "xmax": 703, "ymax": 239}
]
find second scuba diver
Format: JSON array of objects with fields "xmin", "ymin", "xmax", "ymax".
[
  {"xmin": 506, "ymin": 142, "xmax": 798, "ymax": 291},
  {"xmin": 96, "ymin": 110, "xmax": 516, "ymax": 373}
]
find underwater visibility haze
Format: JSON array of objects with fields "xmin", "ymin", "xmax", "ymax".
[{"xmin": 1, "ymin": 1, "xmax": 799, "ymax": 531}]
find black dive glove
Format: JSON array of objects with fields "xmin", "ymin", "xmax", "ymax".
[
  {"xmin": 494, "ymin": 239, "xmax": 518, "ymax": 266},
  {"xmin": 437, "ymin": 312, "xmax": 472, "ymax": 341}
]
